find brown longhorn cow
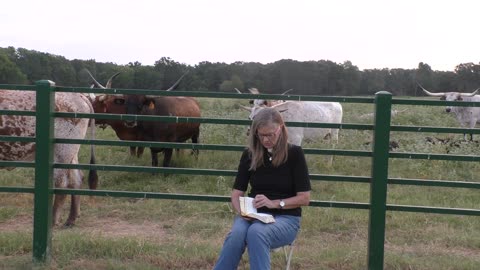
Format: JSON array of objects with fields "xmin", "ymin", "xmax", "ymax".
[
  {"xmin": 124, "ymin": 94, "xmax": 201, "ymax": 168},
  {"xmin": 87, "ymin": 70, "xmax": 146, "ymax": 157}
]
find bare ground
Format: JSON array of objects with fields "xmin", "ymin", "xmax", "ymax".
[{"xmin": 0, "ymin": 214, "xmax": 166, "ymax": 240}]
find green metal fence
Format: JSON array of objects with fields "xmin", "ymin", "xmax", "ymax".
[{"xmin": 0, "ymin": 80, "xmax": 479, "ymax": 269}]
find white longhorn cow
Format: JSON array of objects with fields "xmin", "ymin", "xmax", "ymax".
[
  {"xmin": 0, "ymin": 86, "xmax": 97, "ymax": 226},
  {"xmin": 248, "ymin": 100, "xmax": 343, "ymax": 146},
  {"xmin": 420, "ymin": 85, "xmax": 480, "ymax": 141}
]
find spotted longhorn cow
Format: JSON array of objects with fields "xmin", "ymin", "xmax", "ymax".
[{"xmin": 0, "ymin": 84, "xmax": 97, "ymax": 226}]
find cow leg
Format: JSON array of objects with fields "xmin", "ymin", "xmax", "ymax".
[
  {"xmin": 150, "ymin": 149, "xmax": 159, "ymax": 167},
  {"xmin": 129, "ymin": 146, "xmax": 137, "ymax": 156},
  {"xmin": 64, "ymin": 194, "xmax": 80, "ymax": 227},
  {"xmin": 137, "ymin": 147, "xmax": 145, "ymax": 158},
  {"xmin": 52, "ymin": 168, "xmax": 70, "ymax": 226},
  {"xmin": 191, "ymin": 133, "xmax": 200, "ymax": 158},
  {"xmin": 52, "ymin": 194, "xmax": 66, "ymax": 226},
  {"xmin": 64, "ymin": 169, "xmax": 83, "ymax": 227},
  {"xmin": 163, "ymin": 148, "xmax": 173, "ymax": 167}
]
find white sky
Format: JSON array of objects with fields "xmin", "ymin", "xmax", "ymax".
[{"xmin": 1, "ymin": 0, "xmax": 479, "ymax": 71}]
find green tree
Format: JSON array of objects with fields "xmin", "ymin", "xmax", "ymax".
[
  {"xmin": 219, "ymin": 74, "xmax": 244, "ymax": 92},
  {"xmin": 0, "ymin": 52, "xmax": 27, "ymax": 84},
  {"xmin": 454, "ymin": 62, "xmax": 480, "ymax": 91}
]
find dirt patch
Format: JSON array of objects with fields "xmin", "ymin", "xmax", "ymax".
[
  {"xmin": 386, "ymin": 242, "xmax": 480, "ymax": 260},
  {"xmin": 79, "ymin": 217, "xmax": 166, "ymax": 239},
  {"xmin": 0, "ymin": 215, "xmax": 166, "ymax": 240},
  {"xmin": 0, "ymin": 215, "xmax": 33, "ymax": 233}
]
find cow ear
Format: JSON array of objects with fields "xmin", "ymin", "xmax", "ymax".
[
  {"xmin": 262, "ymin": 100, "xmax": 267, "ymax": 105},
  {"xmin": 148, "ymin": 100, "xmax": 155, "ymax": 110},
  {"xmin": 249, "ymin": 100, "xmax": 253, "ymax": 104},
  {"xmin": 457, "ymin": 96, "xmax": 463, "ymax": 101}
]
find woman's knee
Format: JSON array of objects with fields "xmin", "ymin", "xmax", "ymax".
[{"xmin": 246, "ymin": 223, "xmax": 269, "ymax": 243}]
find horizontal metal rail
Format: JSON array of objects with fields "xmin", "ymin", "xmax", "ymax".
[
  {"xmin": 0, "ymin": 110, "xmax": 36, "ymax": 116},
  {"xmin": 56, "ymin": 86, "xmax": 376, "ymax": 104},
  {"xmin": 48, "ymin": 189, "xmax": 480, "ymax": 216},
  {"xmin": 388, "ymin": 178, "xmax": 480, "ymax": 189},
  {"xmin": 393, "ymin": 98, "xmax": 480, "ymax": 107},
  {"xmin": 0, "ymin": 186, "xmax": 34, "ymax": 193},
  {"xmin": 391, "ymin": 125, "xmax": 480, "ymax": 135},
  {"xmin": 386, "ymin": 204, "xmax": 480, "ymax": 216}
]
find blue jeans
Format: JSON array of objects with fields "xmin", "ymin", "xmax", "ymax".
[{"xmin": 213, "ymin": 215, "xmax": 301, "ymax": 270}]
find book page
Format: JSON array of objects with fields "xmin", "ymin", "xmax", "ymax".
[
  {"xmin": 239, "ymin": 197, "xmax": 275, "ymax": 223},
  {"xmin": 240, "ymin": 196, "xmax": 256, "ymax": 215}
]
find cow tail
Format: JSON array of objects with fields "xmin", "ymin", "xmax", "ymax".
[{"xmin": 87, "ymin": 103, "xmax": 98, "ymax": 190}]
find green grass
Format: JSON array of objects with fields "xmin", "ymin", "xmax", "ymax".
[{"xmin": 0, "ymin": 97, "xmax": 479, "ymax": 269}]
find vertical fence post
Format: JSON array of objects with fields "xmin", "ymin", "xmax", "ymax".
[
  {"xmin": 32, "ymin": 80, "xmax": 55, "ymax": 263},
  {"xmin": 367, "ymin": 91, "xmax": 392, "ymax": 270}
]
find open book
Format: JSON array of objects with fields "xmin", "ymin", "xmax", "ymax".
[{"xmin": 239, "ymin": 197, "xmax": 275, "ymax": 224}]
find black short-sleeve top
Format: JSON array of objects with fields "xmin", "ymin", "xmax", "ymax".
[{"xmin": 233, "ymin": 144, "xmax": 311, "ymax": 216}]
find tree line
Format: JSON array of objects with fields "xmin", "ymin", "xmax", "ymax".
[{"xmin": 2, "ymin": 46, "xmax": 480, "ymax": 96}]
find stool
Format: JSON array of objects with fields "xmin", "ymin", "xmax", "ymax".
[
  {"xmin": 272, "ymin": 239, "xmax": 296, "ymax": 270},
  {"xmin": 242, "ymin": 239, "xmax": 297, "ymax": 270}
]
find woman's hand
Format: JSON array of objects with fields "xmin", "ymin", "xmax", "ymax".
[{"xmin": 253, "ymin": 194, "xmax": 275, "ymax": 209}]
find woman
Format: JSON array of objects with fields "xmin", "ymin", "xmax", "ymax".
[{"xmin": 213, "ymin": 107, "xmax": 311, "ymax": 270}]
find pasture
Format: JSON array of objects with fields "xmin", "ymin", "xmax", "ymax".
[{"xmin": 0, "ymin": 97, "xmax": 479, "ymax": 270}]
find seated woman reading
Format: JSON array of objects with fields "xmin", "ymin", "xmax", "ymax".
[{"xmin": 213, "ymin": 107, "xmax": 311, "ymax": 270}]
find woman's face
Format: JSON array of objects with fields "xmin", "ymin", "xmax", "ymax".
[{"xmin": 256, "ymin": 124, "xmax": 282, "ymax": 149}]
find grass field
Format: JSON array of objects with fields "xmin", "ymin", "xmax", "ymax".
[{"xmin": 0, "ymin": 96, "xmax": 479, "ymax": 270}]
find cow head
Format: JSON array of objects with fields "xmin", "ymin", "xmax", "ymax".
[
  {"xmin": 87, "ymin": 70, "xmax": 122, "ymax": 127},
  {"xmin": 122, "ymin": 94, "xmax": 149, "ymax": 128},
  {"xmin": 241, "ymin": 102, "xmax": 289, "ymax": 136},
  {"xmin": 235, "ymin": 87, "xmax": 293, "ymax": 107},
  {"xmin": 419, "ymin": 84, "xmax": 479, "ymax": 113},
  {"xmin": 92, "ymin": 94, "xmax": 127, "ymax": 127}
]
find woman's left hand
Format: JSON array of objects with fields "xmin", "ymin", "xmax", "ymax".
[{"xmin": 253, "ymin": 194, "xmax": 275, "ymax": 209}]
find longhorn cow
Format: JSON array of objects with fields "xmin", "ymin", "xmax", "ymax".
[
  {"xmin": 420, "ymin": 84, "xmax": 480, "ymax": 141},
  {"xmin": 123, "ymin": 94, "xmax": 201, "ymax": 168},
  {"xmin": 87, "ymin": 70, "xmax": 146, "ymax": 157},
  {"xmin": 239, "ymin": 88, "xmax": 343, "ymax": 145},
  {"xmin": 90, "ymin": 72, "xmax": 199, "ymax": 168},
  {"xmin": 247, "ymin": 100, "xmax": 343, "ymax": 145},
  {"xmin": 0, "ymin": 84, "xmax": 97, "ymax": 226}
]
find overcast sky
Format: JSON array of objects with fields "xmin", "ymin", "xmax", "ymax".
[{"xmin": 1, "ymin": 0, "xmax": 479, "ymax": 71}]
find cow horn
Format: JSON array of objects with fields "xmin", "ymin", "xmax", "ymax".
[
  {"xmin": 166, "ymin": 71, "xmax": 189, "ymax": 91},
  {"xmin": 460, "ymin": 88, "xmax": 480, "ymax": 97},
  {"xmin": 281, "ymin": 88, "xmax": 294, "ymax": 95},
  {"xmin": 248, "ymin": 88, "xmax": 259, "ymax": 94},
  {"xmin": 234, "ymin": 88, "xmax": 243, "ymax": 94},
  {"xmin": 418, "ymin": 83, "xmax": 444, "ymax": 96},
  {"xmin": 85, "ymin": 69, "xmax": 106, "ymax": 89},
  {"xmin": 240, "ymin": 105, "xmax": 252, "ymax": 112},
  {"xmin": 105, "ymin": 72, "xmax": 121, "ymax": 88},
  {"xmin": 98, "ymin": 94, "xmax": 107, "ymax": 102}
]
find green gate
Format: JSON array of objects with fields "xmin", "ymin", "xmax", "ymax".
[{"xmin": 0, "ymin": 81, "xmax": 479, "ymax": 269}]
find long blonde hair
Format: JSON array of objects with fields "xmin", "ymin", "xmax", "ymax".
[{"xmin": 248, "ymin": 107, "xmax": 289, "ymax": 170}]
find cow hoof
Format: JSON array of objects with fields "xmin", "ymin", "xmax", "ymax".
[{"xmin": 63, "ymin": 221, "xmax": 75, "ymax": 228}]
